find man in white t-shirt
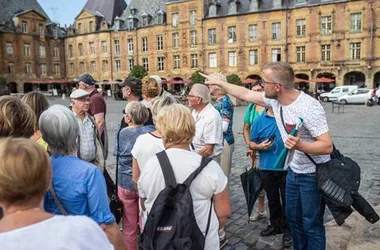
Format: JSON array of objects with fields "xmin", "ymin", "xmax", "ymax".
[
  {"xmin": 187, "ymin": 84, "xmax": 223, "ymax": 163},
  {"xmin": 201, "ymin": 62, "xmax": 333, "ymax": 250}
]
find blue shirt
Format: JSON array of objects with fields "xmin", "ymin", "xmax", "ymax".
[
  {"xmin": 250, "ymin": 113, "xmax": 285, "ymax": 171},
  {"xmin": 213, "ymin": 95, "xmax": 235, "ymax": 145},
  {"xmin": 44, "ymin": 155, "xmax": 115, "ymax": 224},
  {"xmin": 114, "ymin": 125, "xmax": 155, "ymax": 190}
]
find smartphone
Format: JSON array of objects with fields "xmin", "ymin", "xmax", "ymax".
[{"xmin": 267, "ymin": 134, "xmax": 276, "ymax": 143}]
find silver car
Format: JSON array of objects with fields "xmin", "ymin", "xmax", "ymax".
[{"xmin": 337, "ymin": 88, "xmax": 373, "ymax": 104}]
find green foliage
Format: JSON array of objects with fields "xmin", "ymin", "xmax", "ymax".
[
  {"xmin": 227, "ymin": 74, "xmax": 242, "ymax": 86},
  {"xmin": 0, "ymin": 75, "xmax": 6, "ymax": 86},
  {"xmin": 128, "ymin": 65, "xmax": 147, "ymax": 79},
  {"xmin": 190, "ymin": 70, "xmax": 205, "ymax": 84}
]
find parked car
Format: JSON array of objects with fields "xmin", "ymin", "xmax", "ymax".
[
  {"xmin": 337, "ymin": 88, "xmax": 373, "ymax": 104},
  {"xmin": 320, "ymin": 85, "xmax": 358, "ymax": 102}
]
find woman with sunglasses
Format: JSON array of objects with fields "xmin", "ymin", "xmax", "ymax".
[{"xmin": 242, "ymin": 79, "xmax": 267, "ymax": 221}]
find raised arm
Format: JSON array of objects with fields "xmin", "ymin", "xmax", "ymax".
[{"xmin": 200, "ymin": 73, "xmax": 266, "ymax": 106}]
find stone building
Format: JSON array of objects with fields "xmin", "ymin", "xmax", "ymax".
[
  {"xmin": 0, "ymin": 0, "xmax": 67, "ymax": 94},
  {"xmin": 1, "ymin": 0, "xmax": 380, "ymax": 94}
]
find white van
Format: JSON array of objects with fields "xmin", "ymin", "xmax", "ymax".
[{"xmin": 320, "ymin": 85, "xmax": 358, "ymax": 102}]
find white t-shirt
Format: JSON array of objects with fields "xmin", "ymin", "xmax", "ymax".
[
  {"xmin": 131, "ymin": 132, "xmax": 165, "ymax": 172},
  {"xmin": 138, "ymin": 148, "xmax": 228, "ymax": 250},
  {"xmin": 0, "ymin": 215, "xmax": 113, "ymax": 250},
  {"xmin": 192, "ymin": 103, "xmax": 223, "ymax": 157},
  {"xmin": 263, "ymin": 92, "xmax": 331, "ymax": 174}
]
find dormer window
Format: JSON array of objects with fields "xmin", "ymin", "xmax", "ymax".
[
  {"xmin": 115, "ymin": 20, "xmax": 120, "ymax": 30},
  {"xmin": 273, "ymin": 0, "xmax": 282, "ymax": 8},
  {"xmin": 22, "ymin": 21, "xmax": 28, "ymax": 33},
  {"xmin": 250, "ymin": 0, "xmax": 259, "ymax": 11},
  {"xmin": 209, "ymin": 1, "xmax": 221, "ymax": 17},
  {"xmin": 209, "ymin": 5, "xmax": 217, "ymax": 17},
  {"xmin": 157, "ymin": 11, "xmax": 166, "ymax": 24},
  {"xmin": 54, "ymin": 28, "xmax": 58, "ymax": 39},
  {"xmin": 127, "ymin": 19, "xmax": 134, "ymax": 30},
  {"xmin": 228, "ymin": 1, "xmax": 237, "ymax": 15},
  {"xmin": 142, "ymin": 14, "xmax": 149, "ymax": 26},
  {"xmin": 39, "ymin": 24, "xmax": 44, "ymax": 38},
  {"xmin": 130, "ymin": 6, "xmax": 137, "ymax": 15}
]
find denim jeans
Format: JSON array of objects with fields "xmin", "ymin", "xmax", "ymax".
[{"xmin": 286, "ymin": 168, "xmax": 326, "ymax": 250}]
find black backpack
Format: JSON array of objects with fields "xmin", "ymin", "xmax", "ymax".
[{"xmin": 139, "ymin": 150, "xmax": 213, "ymax": 250}]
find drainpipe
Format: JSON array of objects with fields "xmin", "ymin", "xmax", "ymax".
[
  {"xmin": 285, "ymin": 0, "xmax": 290, "ymax": 62},
  {"xmin": 135, "ymin": 28, "xmax": 139, "ymax": 66},
  {"xmin": 369, "ymin": 3, "xmax": 374, "ymax": 67},
  {"xmin": 109, "ymin": 30, "xmax": 113, "ymax": 81}
]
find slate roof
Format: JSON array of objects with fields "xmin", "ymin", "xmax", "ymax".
[
  {"xmin": 118, "ymin": 0, "xmax": 169, "ymax": 29},
  {"xmin": 0, "ymin": 0, "xmax": 51, "ymax": 24},
  {"xmin": 204, "ymin": 0, "xmax": 349, "ymax": 18},
  {"xmin": 81, "ymin": 0, "xmax": 127, "ymax": 24}
]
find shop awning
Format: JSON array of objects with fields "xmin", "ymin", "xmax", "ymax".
[
  {"xmin": 308, "ymin": 77, "xmax": 335, "ymax": 83},
  {"xmin": 27, "ymin": 79, "xmax": 74, "ymax": 84},
  {"xmin": 167, "ymin": 79, "xmax": 191, "ymax": 84}
]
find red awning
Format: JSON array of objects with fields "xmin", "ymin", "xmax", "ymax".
[
  {"xmin": 295, "ymin": 77, "xmax": 309, "ymax": 83},
  {"xmin": 308, "ymin": 77, "xmax": 335, "ymax": 83},
  {"xmin": 28, "ymin": 79, "xmax": 74, "ymax": 84},
  {"xmin": 242, "ymin": 78, "xmax": 257, "ymax": 84},
  {"xmin": 167, "ymin": 79, "xmax": 191, "ymax": 84}
]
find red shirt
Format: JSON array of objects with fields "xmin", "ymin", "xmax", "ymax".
[{"xmin": 88, "ymin": 90, "xmax": 106, "ymax": 116}]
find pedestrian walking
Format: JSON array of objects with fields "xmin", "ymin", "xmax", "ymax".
[{"xmin": 202, "ymin": 61, "xmax": 333, "ymax": 250}]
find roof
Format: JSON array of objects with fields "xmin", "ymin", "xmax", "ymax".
[
  {"xmin": 80, "ymin": 0, "xmax": 127, "ymax": 24},
  {"xmin": 204, "ymin": 0, "xmax": 349, "ymax": 18},
  {"xmin": 0, "ymin": 0, "xmax": 51, "ymax": 25},
  {"xmin": 118, "ymin": 0, "xmax": 169, "ymax": 29}
]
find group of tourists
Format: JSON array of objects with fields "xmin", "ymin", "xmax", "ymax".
[{"xmin": 0, "ymin": 62, "xmax": 337, "ymax": 250}]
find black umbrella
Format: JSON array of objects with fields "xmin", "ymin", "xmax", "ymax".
[{"xmin": 240, "ymin": 168, "xmax": 263, "ymax": 220}]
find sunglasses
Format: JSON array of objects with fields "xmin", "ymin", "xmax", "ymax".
[{"xmin": 257, "ymin": 79, "xmax": 282, "ymax": 86}]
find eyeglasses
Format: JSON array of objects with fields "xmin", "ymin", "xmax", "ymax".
[
  {"xmin": 77, "ymin": 98, "xmax": 92, "ymax": 103},
  {"xmin": 258, "ymin": 79, "xmax": 282, "ymax": 86}
]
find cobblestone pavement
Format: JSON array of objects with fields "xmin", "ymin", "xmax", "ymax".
[{"xmin": 51, "ymin": 98, "xmax": 380, "ymax": 250}]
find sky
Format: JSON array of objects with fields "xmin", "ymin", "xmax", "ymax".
[{"xmin": 37, "ymin": 0, "xmax": 130, "ymax": 27}]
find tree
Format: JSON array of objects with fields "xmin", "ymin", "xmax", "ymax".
[
  {"xmin": 128, "ymin": 65, "xmax": 147, "ymax": 79},
  {"xmin": 190, "ymin": 70, "xmax": 205, "ymax": 84},
  {"xmin": 227, "ymin": 74, "xmax": 242, "ymax": 86},
  {"xmin": 0, "ymin": 75, "xmax": 8, "ymax": 96},
  {"xmin": 0, "ymin": 75, "xmax": 6, "ymax": 86}
]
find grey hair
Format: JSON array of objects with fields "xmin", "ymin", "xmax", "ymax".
[
  {"xmin": 151, "ymin": 96, "xmax": 179, "ymax": 122},
  {"xmin": 39, "ymin": 105, "xmax": 79, "ymax": 155},
  {"xmin": 209, "ymin": 73, "xmax": 227, "ymax": 95},
  {"xmin": 190, "ymin": 84, "xmax": 211, "ymax": 103},
  {"xmin": 125, "ymin": 101, "xmax": 149, "ymax": 125}
]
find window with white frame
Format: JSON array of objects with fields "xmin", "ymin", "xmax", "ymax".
[
  {"xmin": 157, "ymin": 57, "xmax": 165, "ymax": 71},
  {"xmin": 191, "ymin": 54, "xmax": 198, "ymax": 68},
  {"xmin": 91, "ymin": 61, "xmax": 96, "ymax": 73},
  {"xmin": 321, "ymin": 16, "xmax": 332, "ymax": 34},
  {"xmin": 173, "ymin": 55, "xmax": 180, "ymax": 69},
  {"xmin": 115, "ymin": 60, "xmax": 121, "ymax": 72},
  {"xmin": 208, "ymin": 29, "xmax": 216, "ymax": 44},
  {"xmin": 128, "ymin": 59, "xmax": 134, "ymax": 71},
  {"xmin": 53, "ymin": 28, "xmax": 58, "ymax": 39},
  {"xmin": 102, "ymin": 60, "xmax": 109, "ymax": 72},
  {"xmin": 79, "ymin": 62, "xmax": 85, "ymax": 74},
  {"xmin": 39, "ymin": 24, "xmax": 44, "ymax": 38},
  {"xmin": 101, "ymin": 41, "xmax": 108, "ymax": 54},
  {"xmin": 6, "ymin": 42, "xmax": 13, "ymax": 56},
  {"xmin": 296, "ymin": 46, "xmax": 306, "ymax": 63},
  {"xmin": 249, "ymin": 24, "xmax": 258, "ymax": 42},
  {"xmin": 157, "ymin": 35, "xmax": 163, "ymax": 51},
  {"xmin": 249, "ymin": 50, "xmax": 258, "ymax": 65},
  {"xmin": 272, "ymin": 22, "xmax": 281, "ymax": 39},
  {"xmin": 89, "ymin": 42, "xmax": 95, "ymax": 54},
  {"xmin": 271, "ymin": 48, "xmax": 281, "ymax": 62},
  {"xmin": 349, "ymin": 42, "xmax": 361, "ymax": 60},
  {"xmin": 24, "ymin": 44, "xmax": 30, "ymax": 56},
  {"xmin": 172, "ymin": 13, "xmax": 179, "ymax": 27},
  {"xmin": 142, "ymin": 37, "xmax": 148, "ymax": 52},
  {"xmin": 41, "ymin": 64, "xmax": 47, "ymax": 75},
  {"xmin": 53, "ymin": 46, "xmax": 59, "ymax": 58},
  {"xmin": 39, "ymin": 45, "xmax": 46, "ymax": 58},
  {"xmin": 8, "ymin": 63, "xmax": 15, "ymax": 73},
  {"xmin": 190, "ymin": 10, "xmax": 197, "ymax": 25},
  {"xmin": 228, "ymin": 51, "xmax": 237, "ymax": 67},
  {"xmin": 228, "ymin": 26, "xmax": 236, "ymax": 43},
  {"xmin": 142, "ymin": 58, "xmax": 149, "ymax": 71},
  {"xmin": 273, "ymin": 0, "xmax": 281, "ymax": 8},
  {"xmin": 70, "ymin": 63, "xmax": 74, "ymax": 75},
  {"xmin": 22, "ymin": 22, "xmax": 28, "ymax": 33},
  {"xmin": 296, "ymin": 0, "xmax": 306, "ymax": 4},
  {"xmin": 209, "ymin": 53, "xmax": 217, "ymax": 68},
  {"xmin": 350, "ymin": 13, "xmax": 362, "ymax": 32},
  {"xmin": 54, "ymin": 64, "xmax": 60, "ymax": 75},
  {"xmin": 25, "ymin": 63, "xmax": 32, "ymax": 73},
  {"xmin": 78, "ymin": 43, "xmax": 83, "ymax": 56},
  {"xmin": 321, "ymin": 44, "xmax": 331, "ymax": 61},
  {"xmin": 190, "ymin": 30, "xmax": 197, "ymax": 47},
  {"xmin": 128, "ymin": 39, "xmax": 134, "ymax": 54},
  {"xmin": 114, "ymin": 40, "xmax": 120, "ymax": 56},
  {"xmin": 172, "ymin": 32, "xmax": 179, "ymax": 49},
  {"xmin": 296, "ymin": 19, "xmax": 306, "ymax": 37}
]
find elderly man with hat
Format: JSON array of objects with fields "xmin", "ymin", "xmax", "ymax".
[
  {"xmin": 149, "ymin": 75, "xmax": 172, "ymax": 98},
  {"xmin": 77, "ymin": 74, "xmax": 108, "ymax": 158},
  {"xmin": 70, "ymin": 89, "xmax": 105, "ymax": 170}
]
